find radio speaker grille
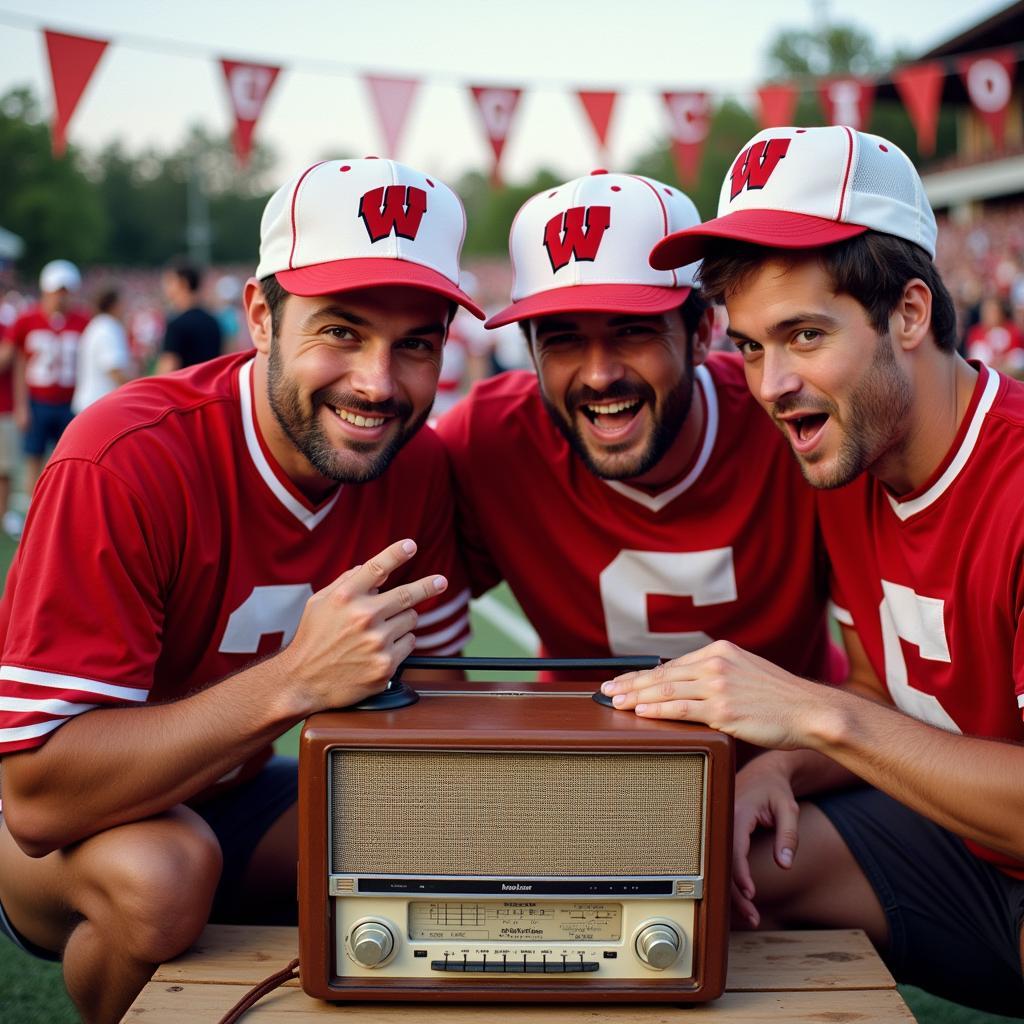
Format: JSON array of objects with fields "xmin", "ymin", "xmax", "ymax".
[{"xmin": 330, "ymin": 750, "xmax": 704, "ymax": 876}]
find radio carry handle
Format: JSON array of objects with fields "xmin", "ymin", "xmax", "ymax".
[{"xmin": 349, "ymin": 655, "xmax": 662, "ymax": 711}]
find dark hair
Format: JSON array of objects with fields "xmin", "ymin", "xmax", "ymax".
[
  {"xmin": 517, "ymin": 290, "xmax": 709, "ymax": 344},
  {"xmin": 95, "ymin": 287, "xmax": 119, "ymax": 314},
  {"xmin": 166, "ymin": 260, "xmax": 202, "ymax": 294},
  {"xmin": 259, "ymin": 273, "xmax": 290, "ymax": 335},
  {"xmin": 697, "ymin": 232, "xmax": 957, "ymax": 353}
]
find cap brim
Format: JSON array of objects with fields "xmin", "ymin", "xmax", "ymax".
[
  {"xmin": 275, "ymin": 258, "xmax": 485, "ymax": 320},
  {"xmin": 649, "ymin": 211, "xmax": 868, "ymax": 271},
  {"xmin": 485, "ymin": 284, "xmax": 691, "ymax": 330}
]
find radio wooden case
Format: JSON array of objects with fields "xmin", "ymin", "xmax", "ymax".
[{"xmin": 298, "ymin": 680, "xmax": 734, "ymax": 1003}]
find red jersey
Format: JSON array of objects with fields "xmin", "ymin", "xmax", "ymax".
[
  {"xmin": 437, "ymin": 355, "xmax": 837, "ymax": 680},
  {"xmin": 820, "ymin": 363, "xmax": 1024, "ymax": 876},
  {"xmin": 8, "ymin": 306, "xmax": 90, "ymax": 404},
  {"xmin": 0, "ymin": 353, "xmax": 470, "ymax": 786}
]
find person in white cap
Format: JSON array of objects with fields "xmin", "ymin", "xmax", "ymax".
[
  {"xmin": 603, "ymin": 127, "xmax": 1024, "ymax": 1015},
  {"xmin": 437, "ymin": 170, "xmax": 842, "ymax": 692},
  {"xmin": 0, "ymin": 158, "xmax": 479, "ymax": 1023},
  {"xmin": 3, "ymin": 258, "xmax": 89, "ymax": 500}
]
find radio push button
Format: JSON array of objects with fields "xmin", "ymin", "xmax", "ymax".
[
  {"xmin": 349, "ymin": 920, "xmax": 395, "ymax": 968},
  {"xmin": 635, "ymin": 923, "xmax": 682, "ymax": 970}
]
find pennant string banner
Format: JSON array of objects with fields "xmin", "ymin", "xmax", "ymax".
[{"xmin": 16, "ymin": 15, "xmax": 1024, "ymax": 177}]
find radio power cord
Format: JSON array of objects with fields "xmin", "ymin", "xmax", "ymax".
[{"xmin": 214, "ymin": 957, "xmax": 300, "ymax": 1024}]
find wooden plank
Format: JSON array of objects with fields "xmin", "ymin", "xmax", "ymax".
[
  {"xmin": 127, "ymin": 984, "xmax": 915, "ymax": 1022},
  {"xmin": 151, "ymin": 926, "xmax": 895, "ymax": 992}
]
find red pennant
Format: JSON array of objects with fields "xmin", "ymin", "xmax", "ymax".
[
  {"xmin": 756, "ymin": 84, "xmax": 799, "ymax": 130},
  {"xmin": 469, "ymin": 86, "xmax": 523, "ymax": 186},
  {"xmin": 43, "ymin": 30, "xmax": 109, "ymax": 156},
  {"xmin": 893, "ymin": 62, "xmax": 946, "ymax": 156},
  {"xmin": 577, "ymin": 90, "xmax": 618, "ymax": 159},
  {"xmin": 818, "ymin": 78, "xmax": 876, "ymax": 130},
  {"xmin": 363, "ymin": 75, "xmax": 420, "ymax": 158},
  {"xmin": 662, "ymin": 92, "xmax": 711, "ymax": 186},
  {"xmin": 220, "ymin": 60, "xmax": 281, "ymax": 167},
  {"xmin": 959, "ymin": 50, "xmax": 1017, "ymax": 151}
]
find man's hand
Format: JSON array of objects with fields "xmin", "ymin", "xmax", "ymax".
[
  {"xmin": 599, "ymin": 640, "xmax": 831, "ymax": 750},
  {"xmin": 280, "ymin": 537, "xmax": 448, "ymax": 712}
]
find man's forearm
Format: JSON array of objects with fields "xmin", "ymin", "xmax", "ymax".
[
  {"xmin": 3, "ymin": 649, "xmax": 311, "ymax": 856},
  {"xmin": 805, "ymin": 687, "xmax": 1024, "ymax": 860}
]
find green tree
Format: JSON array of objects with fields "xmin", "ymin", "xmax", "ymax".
[
  {"xmin": 460, "ymin": 169, "xmax": 563, "ymax": 257},
  {"xmin": 0, "ymin": 88, "xmax": 106, "ymax": 276}
]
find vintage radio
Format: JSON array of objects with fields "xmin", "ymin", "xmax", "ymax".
[{"xmin": 298, "ymin": 658, "xmax": 734, "ymax": 1003}]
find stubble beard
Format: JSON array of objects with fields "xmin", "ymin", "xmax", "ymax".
[{"xmin": 266, "ymin": 336, "xmax": 429, "ymax": 484}]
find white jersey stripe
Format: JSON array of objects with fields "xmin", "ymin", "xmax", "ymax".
[
  {"xmin": 417, "ymin": 588, "xmax": 470, "ymax": 628},
  {"xmin": 415, "ymin": 613, "xmax": 471, "ymax": 650},
  {"xmin": 0, "ymin": 719, "xmax": 67, "ymax": 744},
  {"xmin": 829, "ymin": 601, "xmax": 854, "ymax": 627},
  {"xmin": 238, "ymin": 361, "xmax": 342, "ymax": 531},
  {"xmin": 0, "ymin": 666, "xmax": 148, "ymax": 702},
  {"xmin": 1017, "ymin": 694, "xmax": 1024, "ymax": 710},
  {"xmin": 0, "ymin": 696, "xmax": 98, "ymax": 716},
  {"xmin": 427, "ymin": 637, "xmax": 468, "ymax": 657}
]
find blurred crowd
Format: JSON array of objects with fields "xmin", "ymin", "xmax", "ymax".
[{"xmin": 0, "ymin": 200, "xmax": 1019, "ymax": 540}]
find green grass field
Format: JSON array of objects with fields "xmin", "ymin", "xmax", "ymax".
[{"xmin": 0, "ymin": 554, "xmax": 1019, "ymax": 1022}]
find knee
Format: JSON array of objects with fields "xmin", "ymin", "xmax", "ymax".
[{"xmin": 98, "ymin": 822, "xmax": 223, "ymax": 964}]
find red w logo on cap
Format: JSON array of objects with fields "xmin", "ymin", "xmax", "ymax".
[
  {"xmin": 543, "ymin": 206, "xmax": 612, "ymax": 273},
  {"xmin": 728, "ymin": 138, "xmax": 791, "ymax": 201},
  {"xmin": 359, "ymin": 186, "xmax": 428, "ymax": 242}
]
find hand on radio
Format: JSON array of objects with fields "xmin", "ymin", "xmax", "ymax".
[
  {"xmin": 600, "ymin": 640, "xmax": 820, "ymax": 750},
  {"xmin": 730, "ymin": 757, "xmax": 801, "ymax": 928},
  {"xmin": 280, "ymin": 537, "xmax": 448, "ymax": 710}
]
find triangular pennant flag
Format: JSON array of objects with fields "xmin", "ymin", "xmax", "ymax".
[
  {"xmin": 959, "ymin": 50, "xmax": 1017, "ymax": 151},
  {"xmin": 364, "ymin": 74, "xmax": 420, "ymax": 158},
  {"xmin": 818, "ymin": 78, "xmax": 876, "ymax": 130},
  {"xmin": 469, "ymin": 86, "xmax": 523, "ymax": 186},
  {"xmin": 756, "ymin": 83, "xmax": 799, "ymax": 130},
  {"xmin": 662, "ymin": 92, "xmax": 712, "ymax": 186},
  {"xmin": 577, "ymin": 90, "xmax": 618, "ymax": 160},
  {"xmin": 893, "ymin": 62, "xmax": 946, "ymax": 156},
  {"xmin": 220, "ymin": 59, "xmax": 281, "ymax": 167},
  {"xmin": 44, "ymin": 29, "xmax": 109, "ymax": 156}
]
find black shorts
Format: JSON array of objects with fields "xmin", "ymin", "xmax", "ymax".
[
  {"xmin": 0, "ymin": 755, "xmax": 298, "ymax": 962},
  {"xmin": 812, "ymin": 786, "xmax": 1024, "ymax": 1017}
]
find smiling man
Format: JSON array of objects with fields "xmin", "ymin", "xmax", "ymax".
[
  {"xmin": 436, "ymin": 170, "xmax": 841, "ymax": 686},
  {"xmin": 603, "ymin": 127, "xmax": 1024, "ymax": 1014},
  {"xmin": 0, "ymin": 158, "xmax": 479, "ymax": 1024}
]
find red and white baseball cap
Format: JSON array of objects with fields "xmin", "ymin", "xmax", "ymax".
[
  {"xmin": 256, "ymin": 158, "xmax": 484, "ymax": 319},
  {"xmin": 650, "ymin": 126, "xmax": 936, "ymax": 271},
  {"xmin": 485, "ymin": 170, "xmax": 701, "ymax": 329},
  {"xmin": 39, "ymin": 259, "xmax": 81, "ymax": 294}
]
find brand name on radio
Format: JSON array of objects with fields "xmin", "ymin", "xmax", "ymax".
[{"xmin": 501, "ymin": 883, "xmax": 534, "ymax": 892}]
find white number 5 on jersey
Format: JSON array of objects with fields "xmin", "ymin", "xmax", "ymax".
[{"xmin": 599, "ymin": 548, "xmax": 737, "ymax": 658}]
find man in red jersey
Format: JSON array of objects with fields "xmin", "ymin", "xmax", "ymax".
[
  {"xmin": 5, "ymin": 259, "xmax": 90, "ymax": 495},
  {"xmin": 0, "ymin": 158, "xmax": 481, "ymax": 1024},
  {"xmin": 603, "ymin": 126, "xmax": 1024, "ymax": 1015},
  {"xmin": 436, "ymin": 170, "xmax": 840, "ymax": 686}
]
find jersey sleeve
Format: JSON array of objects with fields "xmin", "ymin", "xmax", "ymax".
[
  {"xmin": 434, "ymin": 397, "xmax": 504, "ymax": 598},
  {"xmin": 0, "ymin": 459, "xmax": 168, "ymax": 755}
]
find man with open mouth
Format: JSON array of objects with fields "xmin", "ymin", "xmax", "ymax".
[
  {"xmin": 437, "ymin": 170, "xmax": 842, "ymax": 692},
  {"xmin": 604, "ymin": 125, "xmax": 1024, "ymax": 1016}
]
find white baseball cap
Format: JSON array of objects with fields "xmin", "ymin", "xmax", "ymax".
[
  {"xmin": 650, "ymin": 126, "xmax": 936, "ymax": 270},
  {"xmin": 256, "ymin": 158, "xmax": 484, "ymax": 319},
  {"xmin": 39, "ymin": 259, "xmax": 81, "ymax": 294},
  {"xmin": 486, "ymin": 170, "xmax": 701, "ymax": 329}
]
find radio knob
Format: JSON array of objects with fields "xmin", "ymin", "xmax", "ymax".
[
  {"xmin": 635, "ymin": 923, "xmax": 681, "ymax": 970},
  {"xmin": 350, "ymin": 920, "xmax": 395, "ymax": 967}
]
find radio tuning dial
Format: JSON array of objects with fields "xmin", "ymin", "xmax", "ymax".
[
  {"xmin": 636, "ymin": 922, "xmax": 681, "ymax": 970},
  {"xmin": 350, "ymin": 920, "xmax": 395, "ymax": 968}
]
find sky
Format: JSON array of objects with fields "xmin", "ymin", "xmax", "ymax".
[{"xmin": 0, "ymin": 0, "xmax": 1010, "ymax": 188}]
